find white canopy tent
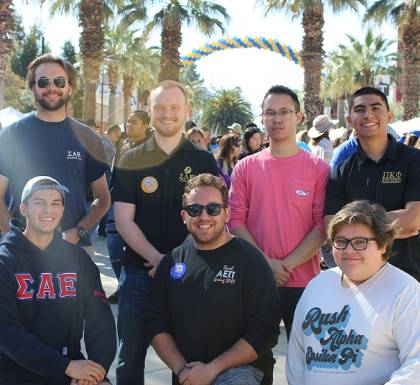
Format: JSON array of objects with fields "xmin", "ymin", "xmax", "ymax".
[
  {"xmin": 389, "ymin": 117, "xmax": 420, "ymax": 136},
  {"xmin": 0, "ymin": 107, "xmax": 27, "ymax": 128}
]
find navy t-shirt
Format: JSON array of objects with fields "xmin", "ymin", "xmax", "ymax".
[{"xmin": 0, "ymin": 113, "xmax": 109, "ymax": 246}]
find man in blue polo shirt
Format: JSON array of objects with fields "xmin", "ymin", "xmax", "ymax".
[
  {"xmin": 0, "ymin": 54, "xmax": 110, "ymax": 255},
  {"xmin": 112, "ymin": 80, "xmax": 218, "ymax": 385},
  {"xmin": 324, "ymin": 87, "xmax": 420, "ymax": 280}
]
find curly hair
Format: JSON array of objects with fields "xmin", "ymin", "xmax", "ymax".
[{"xmin": 182, "ymin": 173, "xmax": 228, "ymax": 207}]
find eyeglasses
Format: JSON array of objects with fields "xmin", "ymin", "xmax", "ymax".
[
  {"xmin": 183, "ymin": 203, "xmax": 225, "ymax": 217},
  {"xmin": 331, "ymin": 237, "xmax": 376, "ymax": 250},
  {"xmin": 36, "ymin": 76, "xmax": 68, "ymax": 89},
  {"xmin": 262, "ymin": 109, "xmax": 296, "ymax": 119}
]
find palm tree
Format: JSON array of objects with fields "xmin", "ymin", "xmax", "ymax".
[
  {"xmin": 119, "ymin": 37, "xmax": 160, "ymax": 121},
  {"xmin": 345, "ymin": 30, "xmax": 396, "ymax": 86},
  {"xmin": 200, "ymin": 88, "xmax": 254, "ymax": 135},
  {"xmin": 322, "ymin": 29, "xmax": 396, "ymax": 124},
  {"xmin": 46, "ymin": 0, "xmax": 122, "ymax": 122},
  {"xmin": 365, "ymin": 0, "xmax": 419, "ymax": 119},
  {"xmin": 104, "ymin": 21, "xmax": 126, "ymax": 125},
  {"xmin": 262, "ymin": 0, "xmax": 365, "ymax": 128},
  {"xmin": 120, "ymin": 0, "xmax": 229, "ymax": 82},
  {"xmin": 0, "ymin": 0, "xmax": 14, "ymax": 109}
]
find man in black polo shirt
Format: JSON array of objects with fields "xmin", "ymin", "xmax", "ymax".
[
  {"xmin": 324, "ymin": 87, "xmax": 420, "ymax": 280},
  {"xmin": 112, "ymin": 80, "xmax": 218, "ymax": 385}
]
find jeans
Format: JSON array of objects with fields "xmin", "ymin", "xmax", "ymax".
[
  {"xmin": 278, "ymin": 287, "xmax": 305, "ymax": 339},
  {"xmin": 116, "ymin": 267, "xmax": 152, "ymax": 385},
  {"xmin": 106, "ymin": 221, "xmax": 124, "ymax": 280}
]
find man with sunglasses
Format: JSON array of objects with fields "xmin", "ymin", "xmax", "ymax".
[
  {"xmin": 324, "ymin": 87, "xmax": 420, "ymax": 281},
  {"xmin": 0, "ymin": 54, "xmax": 110, "ymax": 256},
  {"xmin": 148, "ymin": 173, "xmax": 280, "ymax": 385},
  {"xmin": 112, "ymin": 80, "xmax": 218, "ymax": 385},
  {"xmin": 229, "ymin": 85, "xmax": 330, "ymax": 339}
]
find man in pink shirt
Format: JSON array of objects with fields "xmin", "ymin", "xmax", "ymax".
[{"xmin": 229, "ymin": 85, "xmax": 330, "ymax": 338}]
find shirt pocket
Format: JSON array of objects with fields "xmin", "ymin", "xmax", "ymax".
[{"xmin": 288, "ymin": 179, "xmax": 315, "ymax": 212}]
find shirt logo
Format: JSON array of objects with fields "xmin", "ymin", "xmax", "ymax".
[
  {"xmin": 296, "ymin": 189, "xmax": 309, "ymax": 196},
  {"xmin": 170, "ymin": 263, "xmax": 186, "ymax": 279},
  {"xmin": 214, "ymin": 265, "xmax": 236, "ymax": 285},
  {"xmin": 15, "ymin": 272, "xmax": 77, "ymax": 300},
  {"xmin": 141, "ymin": 176, "xmax": 158, "ymax": 193},
  {"xmin": 302, "ymin": 305, "xmax": 368, "ymax": 372},
  {"xmin": 381, "ymin": 171, "xmax": 402, "ymax": 184},
  {"xmin": 179, "ymin": 166, "xmax": 196, "ymax": 183},
  {"xmin": 66, "ymin": 150, "xmax": 82, "ymax": 160}
]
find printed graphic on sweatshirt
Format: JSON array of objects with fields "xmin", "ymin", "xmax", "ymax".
[
  {"xmin": 15, "ymin": 272, "xmax": 77, "ymax": 300},
  {"xmin": 213, "ymin": 265, "xmax": 236, "ymax": 285},
  {"xmin": 302, "ymin": 305, "xmax": 368, "ymax": 371}
]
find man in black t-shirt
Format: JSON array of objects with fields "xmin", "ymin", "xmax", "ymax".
[
  {"xmin": 112, "ymin": 81, "xmax": 218, "ymax": 385},
  {"xmin": 324, "ymin": 87, "xmax": 420, "ymax": 280},
  {"xmin": 148, "ymin": 174, "xmax": 280, "ymax": 385}
]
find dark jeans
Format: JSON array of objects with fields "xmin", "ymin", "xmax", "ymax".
[
  {"xmin": 106, "ymin": 221, "xmax": 124, "ymax": 280},
  {"xmin": 116, "ymin": 267, "xmax": 152, "ymax": 385},
  {"xmin": 278, "ymin": 287, "xmax": 305, "ymax": 339}
]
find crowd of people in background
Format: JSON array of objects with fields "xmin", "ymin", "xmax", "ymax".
[{"xmin": 0, "ymin": 54, "xmax": 419, "ymax": 385}]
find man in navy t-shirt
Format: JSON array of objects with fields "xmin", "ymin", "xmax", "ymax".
[{"xmin": 0, "ymin": 54, "xmax": 110, "ymax": 253}]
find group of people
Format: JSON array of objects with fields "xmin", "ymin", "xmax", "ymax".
[{"xmin": 0, "ymin": 53, "xmax": 418, "ymax": 385}]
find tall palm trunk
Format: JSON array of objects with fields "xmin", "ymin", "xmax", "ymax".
[
  {"xmin": 79, "ymin": 0, "xmax": 104, "ymax": 122},
  {"xmin": 400, "ymin": 13, "xmax": 420, "ymax": 120},
  {"xmin": 123, "ymin": 73, "xmax": 134, "ymax": 122},
  {"xmin": 107, "ymin": 62, "xmax": 118, "ymax": 125},
  {"xmin": 0, "ymin": 0, "xmax": 14, "ymax": 109},
  {"xmin": 159, "ymin": 7, "xmax": 182, "ymax": 81},
  {"xmin": 302, "ymin": 3, "xmax": 324, "ymax": 128}
]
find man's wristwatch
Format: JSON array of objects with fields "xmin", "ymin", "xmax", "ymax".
[{"xmin": 77, "ymin": 225, "xmax": 88, "ymax": 239}]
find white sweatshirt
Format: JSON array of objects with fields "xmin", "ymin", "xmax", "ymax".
[{"xmin": 286, "ymin": 263, "xmax": 420, "ymax": 385}]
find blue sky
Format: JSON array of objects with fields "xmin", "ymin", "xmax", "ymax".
[{"xmin": 13, "ymin": 0, "xmax": 396, "ymax": 114}]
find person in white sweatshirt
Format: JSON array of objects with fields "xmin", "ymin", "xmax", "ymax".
[{"xmin": 287, "ymin": 200, "xmax": 420, "ymax": 385}]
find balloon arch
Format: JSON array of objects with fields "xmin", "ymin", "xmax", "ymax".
[{"xmin": 180, "ymin": 36, "xmax": 303, "ymax": 67}]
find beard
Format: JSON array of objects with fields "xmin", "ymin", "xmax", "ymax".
[{"xmin": 35, "ymin": 90, "xmax": 70, "ymax": 111}]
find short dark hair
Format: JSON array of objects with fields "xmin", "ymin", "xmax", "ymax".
[
  {"xmin": 328, "ymin": 200, "xmax": 396, "ymax": 260},
  {"xmin": 349, "ymin": 87, "xmax": 390, "ymax": 111},
  {"xmin": 130, "ymin": 110, "xmax": 150, "ymax": 125},
  {"xmin": 183, "ymin": 173, "xmax": 228, "ymax": 207},
  {"xmin": 245, "ymin": 122, "xmax": 258, "ymax": 129},
  {"xmin": 262, "ymin": 85, "xmax": 300, "ymax": 112},
  {"xmin": 107, "ymin": 124, "xmax": 121, "ymax": 135},
  {"xmin": 27, "ymin": 54, "xmax": 78, "ymax": 92}
]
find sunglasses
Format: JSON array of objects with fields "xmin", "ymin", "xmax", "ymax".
[
  {"xmin": 183, "ymin": 203, "xmax": 225, "ymax": 217},
  {"xmin": 36, "ymin": 76, "xmax": 68, "ymax": 89}
]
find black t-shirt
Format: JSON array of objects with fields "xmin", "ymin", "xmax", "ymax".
[
  {"xmin": 112, "ymin": 135, "xmax": 218, "ymax": 268},
  {"xmin": 147, "ymin": 237, "xmax": 281, "ymax": 384},
  {"xmin": 324, "ymin": 136, "xmax": 420, "ymax": 279}
]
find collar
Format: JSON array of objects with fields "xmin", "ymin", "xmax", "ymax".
[
  {"xmin": 144, "ymin": 133, "xmax": 196, "ymax": 153},
  {"xmin": 356, "ymin": 134, "xmax": 399, "ymax": 166}
]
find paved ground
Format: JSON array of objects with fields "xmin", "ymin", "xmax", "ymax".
[{"xmin": 92, "ymin": 234, "xmax": 288, "ymax": 385}]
